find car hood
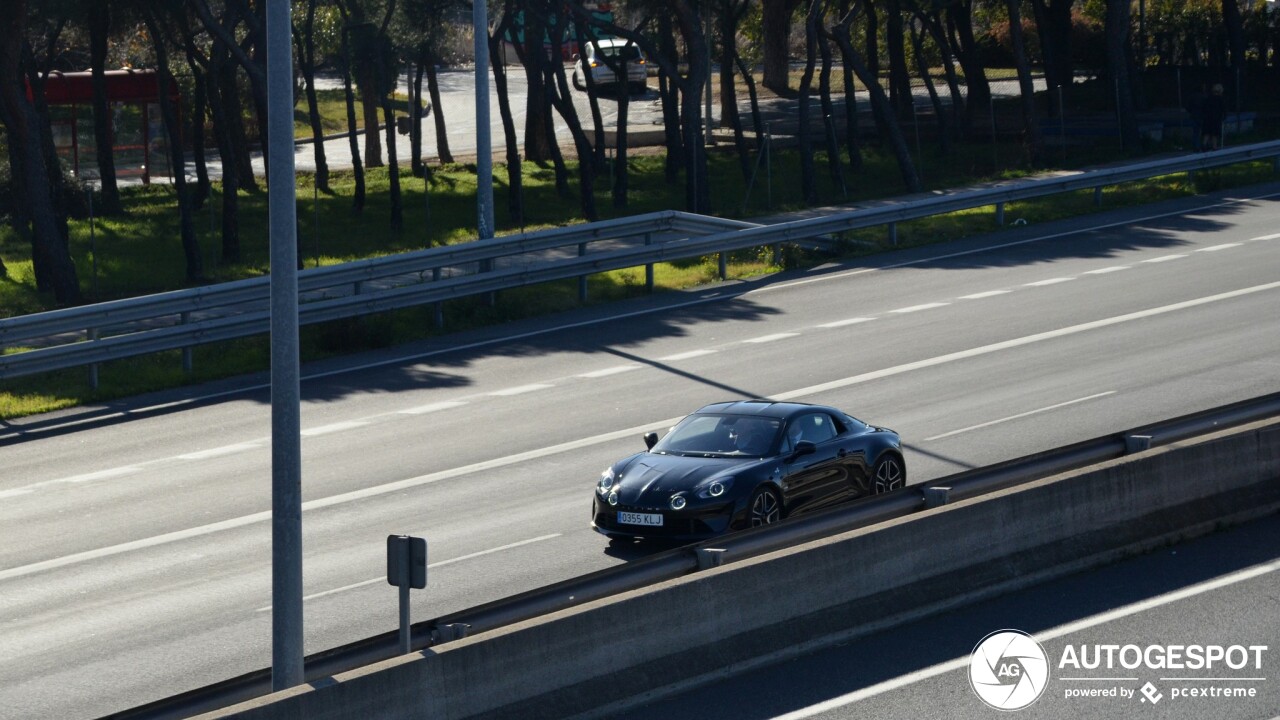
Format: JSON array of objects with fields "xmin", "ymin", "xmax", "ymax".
[{"xmin": 613, "ymin": 453, "xmax": 744, "ymax": 506}]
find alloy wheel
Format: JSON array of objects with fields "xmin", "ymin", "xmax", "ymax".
[
  {"xmin": 751, "ymin": 490, "xmax": 781, "ymax": 527},
  {"xmin": 873, "ymin": 456, "xmax": 905, "ymax": 494}
]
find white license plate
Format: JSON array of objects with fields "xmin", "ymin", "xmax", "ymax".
[{"xmin": 617, "ymin": 511, "xmax": 663, "ymax": 527}]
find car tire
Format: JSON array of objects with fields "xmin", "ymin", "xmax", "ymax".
[
  {"xmin": 630, "ymin": 81, "xmax": 647, "ymax": 95},
  {"xmin": 573, "ymin": 72, "xmax": 586, "ymax": 91},
  {"xmin": 748, "ymin": 486, "xmax": 783, "ymax": 527},
  {"xmin": 871, "ymin": 454, "xmax": 906, "ymax": 494}
]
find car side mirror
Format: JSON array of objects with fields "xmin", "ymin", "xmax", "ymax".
[
  {"xmin": 571, "ymin": 53, "xmax": 580, "ymax": 61},
  {"xmin": 790, "ymin": 440, "xmax": 816, "ymax": 459},
  {"xmin": 644, "ymin": 432, "xmax": 658, "ymax": 450}
]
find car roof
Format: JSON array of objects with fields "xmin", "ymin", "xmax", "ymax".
[{"xmin": 692, "ymin": 400, "xmax": 836, "ymax": 420}]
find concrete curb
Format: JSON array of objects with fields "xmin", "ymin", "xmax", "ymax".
[{"xmin": 197, "ymin": 418, "xmax": 1280, "ymax": 720}]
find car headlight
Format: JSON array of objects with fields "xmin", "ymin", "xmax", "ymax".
[
  {"xmin": 670, "ymin": 494, "xmax": 687, "ymax": 511},
  {"xmin": 607, "ymin": 491, "xmax": 619, "ymax": 506},
  {"xmin": 697, "ymin": 477, "xmax": 734, "ymax": 499},
  {"xmin": 597, "ymin": 468, "xmax": 615, "ymax": 495}
]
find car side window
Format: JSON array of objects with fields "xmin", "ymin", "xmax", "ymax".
[{"xmin": 783, "ymin": 413, "xmax": 837, "ymax": 452}]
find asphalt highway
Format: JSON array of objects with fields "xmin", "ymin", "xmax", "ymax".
[{"xmin": 1, "ymin": 184, "xmax": 1279, "ymax": 718}]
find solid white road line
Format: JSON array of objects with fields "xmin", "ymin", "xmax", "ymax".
[
  {"xmin": 5, "ymin": 281, "xmax": 1277, "ymax": 582},
  {"xmin": 771, "ymin": 558, "xmax": 1280, "ymax": 719},
  {"xmin": 890, "ymin": 303, "xmax": 949, "ymax": 314},
  {"xmin": 254, "ymin": 534, "xmax": 562, "ymax": 612},
  {"xmin": 923, "ymin": 392, "xmax": 1116, "ymax": 441}
]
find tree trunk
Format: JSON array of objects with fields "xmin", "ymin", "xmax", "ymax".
[
  {"xmin": 735, "ymin": 55, "xmax": 766, "ymax": 152},
  {"xmin": 360, "ymin": 69, "xmax": 383, "ymax": 167},
  {"xmin": 1105, "ymin": 0, "xmax": 1140, "ymax": 150},
  {"xmin": 521, "ymin": 10, "xmax": 555, "ymax": 163},
  {"xmin": 798, "ymin": 0, "xmax": 820, "ymax": 205},
  {"xmin": 425, "ymin": 58, "xmax": 453, "ymax": 162},
  {"xmin": 833, "ymin": 24, "xmax": 862, "ymax": 172},
  {"xmin": 762, "ymin": 0, "xmax": 803, "ymax": 93},
  {"xmin": 188, "ymin": 66, "xmax": 211, "ymax": 208},
  {"xmin": 145, "ymin": 11, "xmax": 203, "ymax": 282},
  {"xmin": 885, "ymin": 0, "xmax": 912, "ymax": 118},
  {"xmin": 298, "ymin": 0, "xmax": 330, "ymax": 191},
  {"xmin": 832, "ymin": 9, "xmax": 920, "ymax": 192},
  {"xmin": 88, "ymin": 1, "xmax": 122, "ymax": 215},
  {"xmin": 657, "ymin": 15, "xmax": 684, "ymax": 182},
  {"xmin": 1006, "ymin": 0, "xmax": 1044, "ymax": 165},
  {"xmin": 817, "ymin": 21, "xmax": 846, "ymax": 196},
  {"xmin": 946, "ymin": 0, "xmax": 989, "ymax": 131},
  {"xmin": 673, "ymin": 0, "xmax": 711, "ymax": 213},
  {"xmin": 339, "ymin": 27, "xmax": 366, "ymax": 212},
  {"xmin": 909, "ymin": 17, "xmax": 949, "ymax": 155},
  {"xmin": 1031, "ymin": 0, "xmax": 1073, "ymax": 116},
  {"xmin": 0, "ymin": 18, "xmax": 81, "ymax": 305},
  {"xmin": 411, "ymin": 54, "xmax": 424, "ymax": 177},
  {"xmin": 207, "ymin": 48, "xmax": 241, "ymax": 264},
  {"xmin": 545, "ymin": 11, "xmax": 598, "ymax": 222},
  {"xmin": 720, "ymin": 4, "xmax": 752, "ymax": 181},
  {"xmin": 489, "ymin": 17, "xmax": 524, "ymax": 225}
]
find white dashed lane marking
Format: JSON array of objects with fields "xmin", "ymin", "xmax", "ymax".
[
  {"xmin": 960, "ymin": 290, "xmax": 1011, "ymax": 300},
  {"xmin": 817, "ymin": 318, "xmax": 875, "ymax": 328},
  {"xmin": 301, "ymin": 421, "xmax": 370, "ymax": 437},
  {"xmin": 1025, "ymin": 277, "xmax": 1075, "ymax": 287},
  {"xmin": 579, "ymin": 365, "xmax": 642, "ymax": 378},
  {"xmin": 745, "ymin": 333, "xmax": 801, "ymax": 343},
  {"xmin": 1084, "ymin": 266, "xmax": 1130, "ymax": 275},
  {"xmin": 890, "ymin": 303, "xmax": 950, "ymax": 314},
  {"xmin": 659, "ymin": 349, "xmax": 717, "ymax": 361},
  {"xmin": 178, "ymin": 443, "xmax": 261, "ymax": 461},
  {"xmin": 398, "ymin": 401, "xmax": 468, "ymax": 415},
  {"xmin": 1196, "ymin": 243, "xmax": 1240, "ymax": 252},
  {"xmin": 488, "ymin": 384, "xmax": 554, "ymax": 396},
  {"xmin": 1142, "ymin": 254, "xmax": 1187, "ymax": 263}
]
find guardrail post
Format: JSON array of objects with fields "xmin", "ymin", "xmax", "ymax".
[
  {"xmin": 483, "ymin": 259, "xmax": 496, "ymax": 307},
  {"xmin": 87, "ymin": 327, "xmax": 99, "ymax": 391},
  {"xmin": 694, "ymin": 547, "xmax": 726, "ymax": 569},
  {"xmin": 995, "ymin": 202, "xmax": 1005, "ymax": 226},
  {"xmin": 1094, "ymin": 186, "xmax": 1104, "ymax": 206},
  {"xmin": 718, "ymin": 251, "xmax": 727, "ymax": 280},
  {"xmin": 181, "ymin": 312, "xmax": 193, "ymax": 375},
  {"xmin": 923, "ymin": 486, "xmax": 951, "ymax": 508},
  {"xmin": 644, "ymin": 233, "xmax": 654, "ymax": 293},
  {"xmin": 432, "ymin": 268, "xmax": 444, "ymax": 328},
  {"xmin": 1124, "ymin": 434, "xmax": 1152, "ymax": 454},
  {"xmin": 578, "ymin": 242, "xmax": 588, "ymax": 303},
  {"xmin": 888, "ymin": 222, "xmax": 898, "ymax": 246}
]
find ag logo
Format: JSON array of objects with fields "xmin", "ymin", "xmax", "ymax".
[{"xmin": 969, "ymin": 630, "xmax": 1050, "ymax": 711}]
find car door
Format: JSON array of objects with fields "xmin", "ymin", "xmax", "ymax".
[{"xmin": 779, "ymin": 413, "xmax": 846, "ymax": 515}]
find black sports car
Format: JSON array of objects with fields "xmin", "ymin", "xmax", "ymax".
[{"xmin": 592, "ymin": 400, "xmax": 905, "ymax": 541}]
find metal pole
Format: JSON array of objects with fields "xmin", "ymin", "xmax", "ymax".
[
  {"xmin": 765, "ymin": 124, "xmax": 772, "ymax": 209},
  {"xmin": 87, "ymin": 187, "xmax": 97, "ymax": 298},
  {"xmin": 474, "ymin": 0, "xmax": 494, "ymax": 241},
  {"xmin": 267, "ymin": 0, "xmax": 304, "ymax": 693},
  {"xmin": 398, "ymin": 544, "xmax": 411, "ymax": 654}
]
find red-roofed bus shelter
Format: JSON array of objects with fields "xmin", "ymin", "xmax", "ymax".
[{"xmin": 35, "ymin": 69, "xmax": 181, "ymax": 185}]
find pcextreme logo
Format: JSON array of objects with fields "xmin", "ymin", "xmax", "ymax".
[{"xmin": 969, "ymin": 630, "xmax": 1051, "ymax": 711}]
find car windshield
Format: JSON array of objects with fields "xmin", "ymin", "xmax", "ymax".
[
  {"xmin": 599, "ymin": 44, "xmax": 643, "ymax": 61},
  {"xmin": 651, "ymin": 414, "xmax": 782, "ymax": 458}
]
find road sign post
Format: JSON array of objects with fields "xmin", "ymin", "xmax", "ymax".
[{"xmin": 387, "ymin": 535, "xmax": 428, "ymax": 654}]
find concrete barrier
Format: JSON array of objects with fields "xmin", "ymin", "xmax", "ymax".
[{"xmin": 198, "ymin": 418, "xmax": 1280, "ymax": 720}]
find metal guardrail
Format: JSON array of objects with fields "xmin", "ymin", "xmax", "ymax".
[
  {"xmin": 103, "ymin": 391, "xmax": 1280, "ymax": 720},
  {"xmin": 6, "ymin": 141, "xmax": 1280, "ymax": 382}
]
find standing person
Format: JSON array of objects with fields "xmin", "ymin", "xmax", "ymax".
[{"xmin": 1201, "ymin": 83, "xmax": 1227, "ymax": 151}]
